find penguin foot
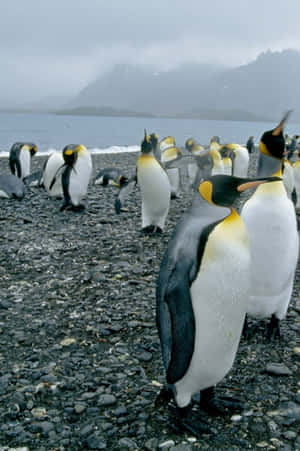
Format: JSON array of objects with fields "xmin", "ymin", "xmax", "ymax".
[
  {"xmin": 141, "ymin": 225, "xmax": 163, "ymax": 235},
  {"xmin": 200, "ymin": 386, "xmax": 243, "ymax": 415},
  {"xmin": 168, "ymin": 404, "xmax": 211, "ymax": 437},
  {"xmin": 155, "ymin": 386, "xmax": 173, "ymax": 407},
  {"xmin": 71, "ymin": 204, "xmax": 85, "ymax": 212},
  {"xmin": 141, "ymin": 225, "xmax": 155, "ymax": 234},
  {"xmin": 265, "ymin": 315, "xmax": 281, "ymax": 341}
]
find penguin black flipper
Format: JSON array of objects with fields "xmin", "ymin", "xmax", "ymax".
[
  {"xmin": 163, "ymin": 268, "xmax": 195, "ymax": 384},
  {"xmin": 61, "ymin": 165, "xmax": 72, "ymax": 210},
  {"xmin": 157, "ymin": 214, "xmax": 223, "ymax": 385}
]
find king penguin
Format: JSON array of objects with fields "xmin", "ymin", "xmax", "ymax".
[
  {"xmin": 9, "ymin": 142, "xmax": 38, "ymax": 180},
  {"xmin": 225, "ymin": 143, "xmax": 249, "ymax": 177},
  {"xmin": 156, "ymin": 174, "xmax": 279, "ymax": 436},
  {"xmin": 59, "ymin": 144, "xmax": 92, "ymax": 211},
  {"xmin": 137, "ymin": 131, "xmax": 171, "ymax": 233},
  {"xmin": 42, "ymin": 151, "xmax": 65, "ymax": 198},
  {"xmin": 241, "ymin": 112, "xmax": 299, "ymax": 339}
]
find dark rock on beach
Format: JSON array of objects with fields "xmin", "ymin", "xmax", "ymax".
[{"xmin": 0, "ymin": 150, "xmax": 299, "ymax": 450}]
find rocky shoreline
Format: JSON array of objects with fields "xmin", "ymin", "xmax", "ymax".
[{"xmin": 0, "ymin": 151, "xmax": 299, "ymax": 451}]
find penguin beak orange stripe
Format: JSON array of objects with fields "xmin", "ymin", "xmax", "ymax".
[{"xmin": 237, "ymin": 178, "xmax": 281, "ymax": 192}]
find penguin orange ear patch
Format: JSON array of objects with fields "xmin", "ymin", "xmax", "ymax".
[{"xmin": 65, "ymin": 150, "xmax": 73, "ymax": 156}]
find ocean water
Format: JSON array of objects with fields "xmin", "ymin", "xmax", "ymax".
[{"xmin": 0, "ymin": 111, "xmax": 297, "ymax": 156}]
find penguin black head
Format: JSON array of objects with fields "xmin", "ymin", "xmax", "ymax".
[
  {"xmin": 210, "ymin": 136, "xmax": 221, "ymax": 144},
  {"xmin": 260, "ymin": 110, "xmax": 292, "ymax": 159},
  {"xmin": 118, "ymin": 175, "xmax": 129, "ymax": 187},
  {"xmin": 198, "ymin": 175, "xmax": 282, "ymax": 207},
  {"xmin": 219, "ymin": 145, "xmax": 234, "ymax": 159},
  {"xmin": 149, "ymin": 133, "xmax": 158, "ymax": 149},
  {"xmin": 28, "ymin": 144, "xmax": 38, "ymax": 157},
  {"xmin": 141, "ymin": 130, "xmax": 153, "ymax": 154},
  {"xmin": 185, "ymin": 138, "xmax": 194, "ymax": 152},
  {"xmin": 62, "ymin": 145, "xmax": 78, "ymax": 167}
]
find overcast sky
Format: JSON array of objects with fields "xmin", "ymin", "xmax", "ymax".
[{"xmin": 1, "ymin": 0, "xmax": 300, "ymax": 107}]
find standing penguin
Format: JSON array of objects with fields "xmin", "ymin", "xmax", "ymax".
[
  {"xmin": 156, "ymin": 174, "xmax": 279, "ymax": 435},
  {"xmin": 137, "ymin": 131, "xmax": 171, "ymax": 233},
  {"xmin": 59, "ymin": 144, "xmax": 92, "ymax": 211},
  {"xmin": 9, "ymin": 142, "xmax": 38, "ymax": 180},
  {"xmin": 241, "ymin": 112, "xmax": 299, "ymax": 339},
  {"xmin": 226, "ymin": 143, "xmax": 249, "ymax": 177}
]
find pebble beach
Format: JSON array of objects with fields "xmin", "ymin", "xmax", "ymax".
[{"xmin": 0, "ymin": 151, "xmax": 299, "ymax": 451}]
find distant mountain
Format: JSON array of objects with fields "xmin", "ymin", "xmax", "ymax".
[
  {"xmin": 193, "ymin": 49, "xmax": 300, "ymax": 121},
  {"xmin": 66, "ymin": 62, "xmax": 228, "ymax": 116},
  {"xmin": 61, "ymin": 49, "xmax": 300, "ymax": 122}
]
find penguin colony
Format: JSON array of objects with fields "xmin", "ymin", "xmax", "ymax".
[{"xmin": 1, "ymin": 114, "xmax": 299, "ymax": 438}]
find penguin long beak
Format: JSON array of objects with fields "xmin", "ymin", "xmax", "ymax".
[
  {"xmin": 237, "ymin": 176, "xmax": 282, "ymax": 192},
  {"xmin": 272, "ymin": 110, "xmax": 293, "ymax": 136}
]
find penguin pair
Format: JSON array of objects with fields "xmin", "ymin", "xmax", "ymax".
[
  {"xmin": 137, "ymin": 131, "xmax": 171, "ymax": 234},
  {"xmin": 156, "ymin": 173, "xmax": 279, "ymax": 436},
  {"xmin": 9, "ymin": 142, "xmax": 38, "ymax": 180},
  {"xmin": 48, "ymin": 144, "xmax": 92, "ymax": 211},
  {"xmin": 241, "ymin": 112, "xmax": 299, "ymax": 339}
]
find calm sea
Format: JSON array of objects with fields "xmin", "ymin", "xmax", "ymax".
[{"xmin": 0, "ymin": 112, "xmax": 297, "ymax": 156}]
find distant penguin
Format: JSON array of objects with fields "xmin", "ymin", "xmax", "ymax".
[
  {"xmin": 9, "ymin": 142, "xmax": 38, "ymax": 180},
  {"xmin": 0, "ymin": 174, "xmax": 25, "ymax": 199},
  {"xmin": 59, "ymin": 144, "xmax": 92, "ymax": 211},
  {"xmin": 246, "ymin": 136, "xmax": 255, "ymax": 154},
  {"xmin": 225, "ymin": 143, "xmax": 249, "ymax": 177},
  {"xmin": 137, "ymin": 130, "xmax": 171, "ymax": 233},
  {"xmin": 94, "ymin": 167, "xmax": 128, "ymax": 187},
  {"xmin": 156, "ymin": 174, "xmax": 279, "ymax": 435},
  {"xmin": 42, "ymin": 152, "xmax": 64, "ymax": 198},
  {"xmin": 219, "ymin": 146, "xmax": 233, "ymax": 176},
  {"xmin": 185, "ymin": 138, "xmax": 205, "ymax": 188},
  {"xmin": 241, "ymin": 112, "xmax": 299, "ymax": 339},
  {"xmin": 161, "ymin": 145, "xmax": 182, "ymax": 198}
]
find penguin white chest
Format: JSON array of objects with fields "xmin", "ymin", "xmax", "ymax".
[
  {"xmin": 137, "ymin": 155, "xmax": 171, "ymax": 228},
  {"xmin": 175, "ymin": 213, "xmax": 250, "ymax": 408},
  {"xmin": 19, "ymin": 149, "xmax": 30, "ymax": 179},
  {"xmin": 241, "ymin": 182, "xmax": 298, "ymax": 319},
  {"xmin": 232, "ymin": 148, "xmax": 249, "ymax": 177},
  {"xmin": 69, "ymin": 152, "xmax": 92, "ymax": 205}
]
